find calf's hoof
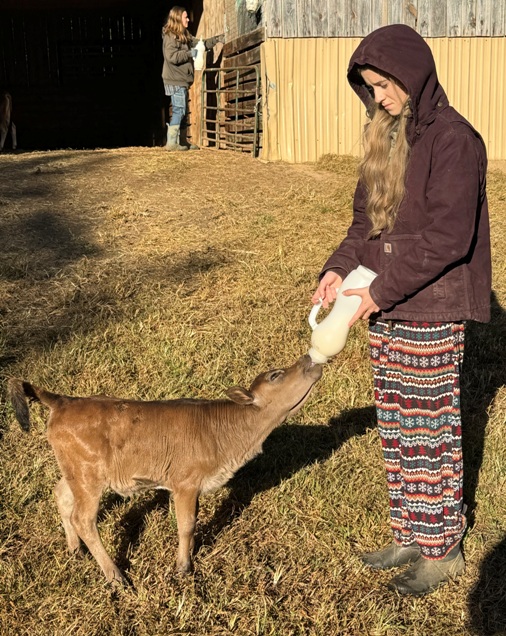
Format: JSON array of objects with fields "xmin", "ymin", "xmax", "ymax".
[
  {"xmin": 176, "ymin": 560, "xmax": 193, "ymax": 575},
  {"xmin": 70, "ymin": 546, "xmax": 85, "ymax": 558},
  {"xmin": 110, "ymin": 576, "xmax": 128, "ymax": 589},
  {"xmin": 105, "ymin": 566, "xmax": 128, "ymax": 587}
]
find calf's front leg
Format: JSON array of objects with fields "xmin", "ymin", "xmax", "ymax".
[{"xmin": 173, "ymin": 489, "xmax": 199, "ymax": 574}]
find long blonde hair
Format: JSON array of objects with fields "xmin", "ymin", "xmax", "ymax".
[
  {"xmin": 359, "ymin": 80, "xmax": 411, "ymax": 238},
  {"xmin": 162, "ymin": 6, "xmax": 191, "ymax": 44}
]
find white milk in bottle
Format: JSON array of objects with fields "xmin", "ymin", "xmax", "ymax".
[
  {"xmin": 308, "ymin": 265, "xmax": 377, "ymax": 364},
  {"xmin": 193, "ymin": 38, "xmax": 206, "ymax": 71}
]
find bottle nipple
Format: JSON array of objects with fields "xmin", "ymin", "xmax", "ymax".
[{"xmin": 308, "ymin": 347, "xmax": 329, "ymax": 364}]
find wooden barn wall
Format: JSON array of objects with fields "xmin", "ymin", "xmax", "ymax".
[
  {"xmin": 188, "ymin": 0, "xmax": 226, "ymax": 149},
  {"xmin": 261, "ymin": 36, "xmax": 506, "ymax": 162},
  {"xmin": 223, "ymin": 0, "xmax": 261, "ymax": 41},
  {"xmin": 264, "ymin": 0, "xmax": 506, "ymax": 38}
]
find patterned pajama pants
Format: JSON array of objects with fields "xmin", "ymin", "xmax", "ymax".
[{"xmin": 369, "ymin": 320, "xmax": 466, "ymax": 560}]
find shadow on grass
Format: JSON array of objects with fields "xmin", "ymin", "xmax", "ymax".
[
  {"xmin": 106, "ymin": 405, "xmax": 375, "ymax": 579},
  {"xmin": 468, "ymin": 538, "xmax": 506, "ymax": 635},
  {"xmin": 0, "ymin": 152, "xmax": 109, "ymax": 375},
  {"xmin": 194, "ymin": 405, "xmax": 375, "ymax": 553},
  {"xmin": 465, "ymin": 292, "xmax": 506, "ymax": 635},
  {"xmin": 462, "ymin": 293, "xmax": 506, "ymax": 528}
]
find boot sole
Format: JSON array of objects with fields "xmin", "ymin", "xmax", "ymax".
[{"xmin": 362, "ymin": 555, "xmax": 420, "ymax": 570}]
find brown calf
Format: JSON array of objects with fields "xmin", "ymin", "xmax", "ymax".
[
  {"xmin": 0, "ymin": 91, "xmax": 17, "ymax": 151},
  {"xmin": 9, "ymin": 355, "xmax": 322, "ymax": 585}
]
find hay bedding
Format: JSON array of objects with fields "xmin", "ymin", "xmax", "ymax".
[{"xmin": 0, "ymin": 147, "xmax": 357, "ymax": 382}]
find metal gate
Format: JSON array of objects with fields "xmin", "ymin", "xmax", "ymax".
[{"xmin": 200, "ymin": 64, "xmax": 261, "ymax": 157}]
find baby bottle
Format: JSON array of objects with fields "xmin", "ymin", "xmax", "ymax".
[
  {"xmin": 193, "ymin": 38, "xmax": 206, "ymax": 71},
  {"xmin": 308, "ymin": 265, "xmax": 378, "ymax": 364}
]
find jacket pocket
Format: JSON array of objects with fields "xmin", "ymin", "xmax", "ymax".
[
  {"xmin": 379, "ymin": 234, "xmax": 421, "ymax": 272},
  {"xmin": 380, "ymin": 234, "xmax": 469, "ymax": 313}
]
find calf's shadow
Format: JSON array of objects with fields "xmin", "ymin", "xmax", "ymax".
[{"xmin": 108, "ymin": 405, "xmax": 375, "ymax": 578}]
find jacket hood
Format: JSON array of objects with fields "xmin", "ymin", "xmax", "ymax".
[{"xmin": 347, "ymin": 24, "xmax": 448, "ymax": 130}]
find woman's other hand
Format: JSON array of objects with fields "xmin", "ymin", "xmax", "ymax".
[{"xmin": 344, "ymin": 287, "xmax": 380, "ymax": 326}]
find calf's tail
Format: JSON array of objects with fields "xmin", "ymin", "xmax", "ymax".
[{"xmin": 8, "ymin": 379, "xmax": 61, "ymax": 432}]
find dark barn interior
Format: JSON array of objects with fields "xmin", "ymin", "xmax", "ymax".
[{"xmin": 0, "ymin": 0, "xmax": 204, "ymax": 150}]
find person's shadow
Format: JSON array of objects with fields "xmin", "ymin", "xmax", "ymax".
[
  {"xmin": 469, "ymin": 537, "xmax": 506, "ymax": 635},
  {"xmin": 465, "ymin": 292, "xmax": 506, "ymax": 635}
]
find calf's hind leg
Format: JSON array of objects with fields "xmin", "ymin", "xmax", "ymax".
[{"xmin": 67, "ymin": 481, "xmax": 126, "ymax": 585}]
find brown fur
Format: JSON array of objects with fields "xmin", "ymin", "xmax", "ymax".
[
  {"xmin": 0, "ymin": 92, "xmax": 17, "ymax": 151},
  {"xmin": 8, "ymin": 355, "xmax": 322, "ymax": 584}
]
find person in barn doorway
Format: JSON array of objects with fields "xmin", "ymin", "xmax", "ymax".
[
  {"xmin": 312, "ymin": 24, "xmax": 491, "ymax": 595},
  {"xmin": 161, "ymin": 6, "xmax": 223, "ymax": 151}
]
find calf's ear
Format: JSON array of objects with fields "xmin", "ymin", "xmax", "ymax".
[{"xmin": 226, "ymin": 386, "xmax": 255, "ymax": 404}]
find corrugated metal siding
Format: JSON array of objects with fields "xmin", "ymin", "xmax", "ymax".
[
  {"xmin": 430, "ymin": 37, "xmax": 506, "ymax": 161},
  {"xmin": 261, "ymin": 36, "xmax": 506, "ymax": 162}
]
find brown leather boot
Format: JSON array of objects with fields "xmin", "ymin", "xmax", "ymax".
[{"xmin": 361, "ymin": 541, "xmax": 421, "ymax": 570}]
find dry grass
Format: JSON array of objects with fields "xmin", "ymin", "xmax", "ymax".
[{"xmin": 0, "ymin": 147, "xmax": 505, "ymax": 636}]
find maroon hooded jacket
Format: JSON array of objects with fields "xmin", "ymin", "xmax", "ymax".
[{"xmin": 321, "ymin": 25, "xmax": 491, "ymax": 323}]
